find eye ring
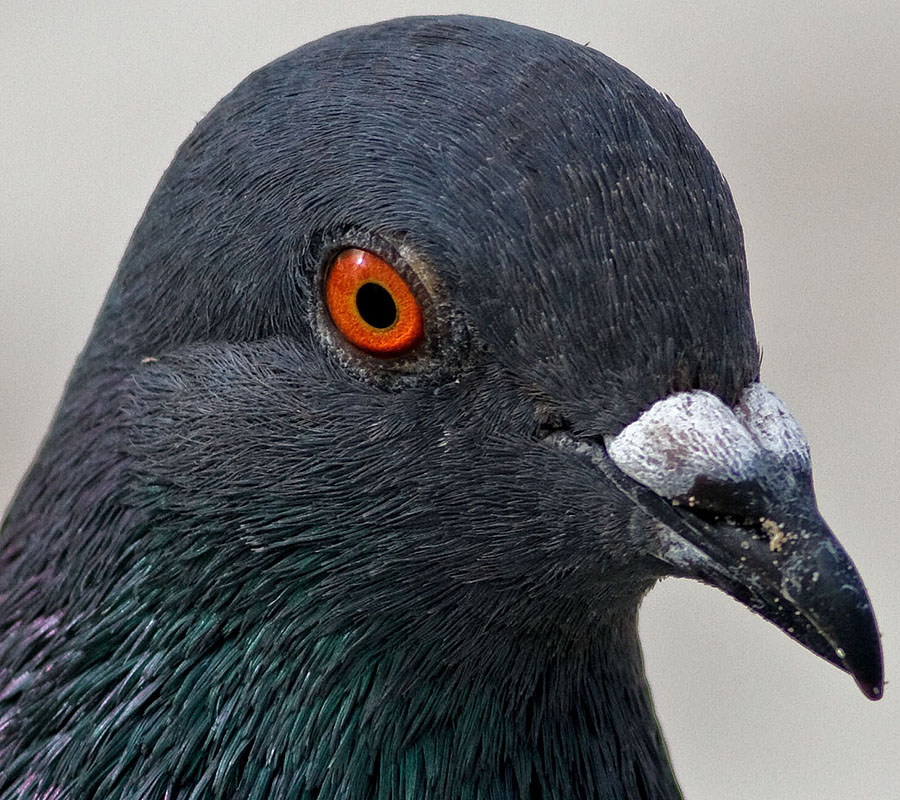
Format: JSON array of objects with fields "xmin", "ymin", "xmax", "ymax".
[{"xmin": 325, "ymin": 248, "xmax": 425, "ymax": 356}]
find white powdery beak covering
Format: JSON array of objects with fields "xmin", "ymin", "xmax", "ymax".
[{"xmin": 604, "ymin": 383, "xmax": 811, "ymax": 500}]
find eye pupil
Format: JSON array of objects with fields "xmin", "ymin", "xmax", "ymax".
[{"xmin": 355, "ymin": 282, "xmax": 398, "ymax": 329}]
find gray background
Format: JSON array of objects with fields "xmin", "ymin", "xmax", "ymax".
[{"xmin": 2, "ymin": 1, "xmax": 897, "ymax": 797}]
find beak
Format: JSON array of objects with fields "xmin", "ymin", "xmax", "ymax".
[{"xmin": 596, "ymin": 383, "xmax": 883, "ymax": 699}]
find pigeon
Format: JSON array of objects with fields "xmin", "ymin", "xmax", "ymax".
[{"xmin": 0, "ymin": 14, "xmax": 882, "ymax": 800}]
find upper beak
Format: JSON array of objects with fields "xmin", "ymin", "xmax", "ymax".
[{"xmin": 594, "ymin": 382, "xmax": 883, "ymax": 699}]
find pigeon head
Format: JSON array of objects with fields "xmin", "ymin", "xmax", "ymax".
[{"xmin": 0, "ymin": 15, "xmax": 881, "ymax": 800}]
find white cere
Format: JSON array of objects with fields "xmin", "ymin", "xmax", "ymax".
[
  {"xmin": 734, "ymin": 382, "xmax": 811, "ymax": 473},
  {"xmin": 605, "ymin": 390, "xmax": 762, "ymax": 498},
  {"xmin": 605, "ymin": 383, "xmax": 812, "ymax": 501}
]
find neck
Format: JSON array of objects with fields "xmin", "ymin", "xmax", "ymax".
[
  {"xmin": 319, "ymin": 617, "xmax": 683, "ymax": 800},
  {"xmin": 1, "ymin": 558, "xmax": 682, "ymax": 800}
]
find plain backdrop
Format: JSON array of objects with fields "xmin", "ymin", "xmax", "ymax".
[{"xmin": 1, "ymin": 2, "xmax": 897, "ymax": 798}]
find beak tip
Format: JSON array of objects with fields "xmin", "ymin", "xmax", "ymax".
[
  {"xmin": 859, "ymin": 677, "xmax": 884, "ymax": 702},
  {"xmin": 835, "ymin": 620, "xmax": 884, "ymax": 701},
  {"xmin": 851, "ymin": 654, "xmax": 884, "ymax": 701}
]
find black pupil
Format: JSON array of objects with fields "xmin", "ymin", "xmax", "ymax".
[{"xmin": 355, "ymin": 282, "xmax": 397, "ymax": 329}]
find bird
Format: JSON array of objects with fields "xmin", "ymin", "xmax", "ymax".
[{"xmin": 0, "ymin": 14, "xmax": 883, "ymax": 800}]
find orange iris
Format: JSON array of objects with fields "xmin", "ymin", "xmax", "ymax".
[{"xmin": 325, "ymin": 248, "xmax": 425, "ymax": 356}]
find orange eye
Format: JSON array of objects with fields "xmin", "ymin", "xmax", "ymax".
[{"xmin": 325, "ymin": 248, "xmax": 425, "ymax": 356}]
